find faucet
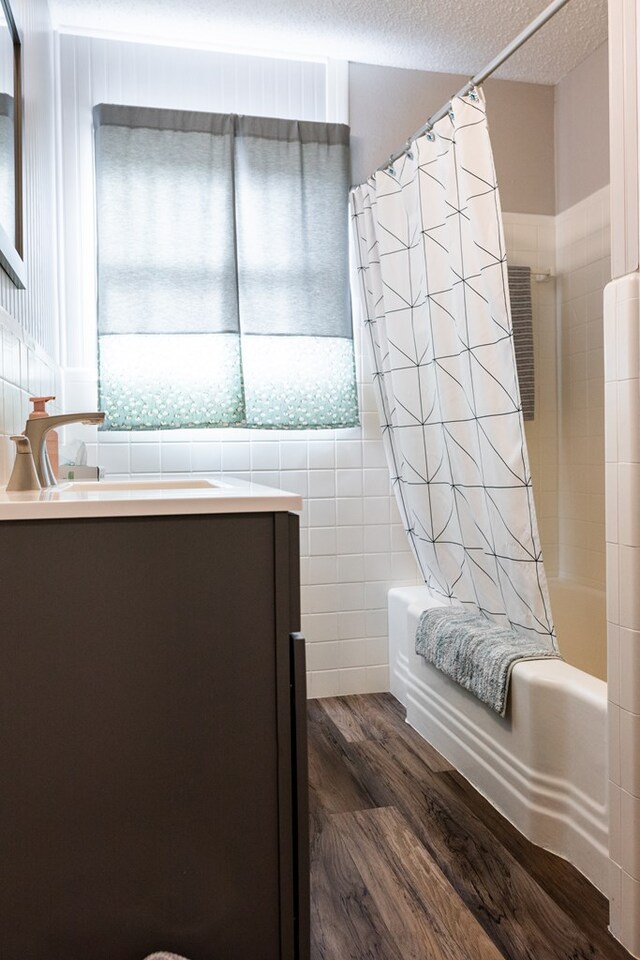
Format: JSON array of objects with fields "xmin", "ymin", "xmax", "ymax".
[{"xmin": 24, "ymin": 411, "xmax": 106, "ymax": 488}]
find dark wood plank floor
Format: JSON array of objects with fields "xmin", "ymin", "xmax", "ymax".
[{"xmin": 308, "ymin": 693, "xmax": 631, "ymax": 960}]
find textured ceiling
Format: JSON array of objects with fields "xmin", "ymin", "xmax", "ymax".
[{"xmin": 48, "ymin": 0, "xmax": 607, "ymax": 85}]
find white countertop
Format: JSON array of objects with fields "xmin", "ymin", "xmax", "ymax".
[{"xmin": 0, "ymin": 476, "xmax": 303, "ymax": 521}]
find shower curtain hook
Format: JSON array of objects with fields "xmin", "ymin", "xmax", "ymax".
[
  {"xmin": 405, "ymin": 140, "xmax": 414, "ymax": 160},
  {"xmin": 467, "ymin": 82, "xmax": 480, "ymax": 102}
]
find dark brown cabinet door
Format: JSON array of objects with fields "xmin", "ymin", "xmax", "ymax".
[{"xmin": 0, "ymin": 511, "xmax": 306, "ymax": 960}]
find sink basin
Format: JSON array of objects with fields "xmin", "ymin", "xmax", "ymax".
[{"xmin": 64, "ymin": 479, "xmax": 220, "ymax": 493}]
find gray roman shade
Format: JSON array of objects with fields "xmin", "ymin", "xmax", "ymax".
[{"xmin": 94, "ymin": 103, "xmax": 357, "ymax": 430}]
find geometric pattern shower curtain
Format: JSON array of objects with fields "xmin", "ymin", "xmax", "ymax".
[{"xmin": 351, "ymin": 87, "xmax": 556, "ymax": 646}]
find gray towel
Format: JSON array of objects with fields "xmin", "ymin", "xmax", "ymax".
[
  {"xmin": 415, "ymin": 606, "xmax": 561, "ymax": 716},
  {"xmin": 508, "ymin": 264, "xmax": 535, "ymax": 421}
]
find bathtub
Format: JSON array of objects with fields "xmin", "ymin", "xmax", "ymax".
[{"xmin": 389, "ymin": 580, "xmax": 609, "ymax": 893}]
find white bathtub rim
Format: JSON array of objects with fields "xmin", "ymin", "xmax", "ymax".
[
  {"xmin": 405, "ymin": 664, "xmax": 607, "ymax": 826},
  {"xmin": 389, "ymin": 585, "xmax": 609, "ymax": 895}
]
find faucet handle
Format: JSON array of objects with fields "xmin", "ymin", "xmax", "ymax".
[
  {"xmin": 6, "ymin": 436, "xmax": 41, "ymax": 491},
  {"xmin": 29, "ymin": 396, "xmax": 55, "ymax": 416}
]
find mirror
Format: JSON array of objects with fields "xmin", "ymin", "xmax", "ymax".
[{"xmin": 0, "ymin": 0, "xmax": 23, "ymax": 288}]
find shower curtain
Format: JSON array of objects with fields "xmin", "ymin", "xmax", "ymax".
[{"xmin": 351, "ymin": 88, "xmax": 555, "ymax": 645}]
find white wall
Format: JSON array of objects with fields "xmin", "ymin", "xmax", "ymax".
[
  {"xmin": 57, "ymin": 33, "xmax": 420, "ymax": 698},
  {"xmin": 0, "ymin": 0, "xmax": 59, "ymax": 444}
]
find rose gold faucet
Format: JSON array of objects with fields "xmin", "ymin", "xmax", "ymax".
[{"xmin": 24, "ymin": 412, "xmax": 106, "ymax": 487}]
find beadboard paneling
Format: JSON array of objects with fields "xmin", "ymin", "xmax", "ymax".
[
  {"xmin": 0, "ymin": 0, "xmax": 57, "ymax": 353},
  {"xmin": 58, "ymin": 33, "xmax": 328, "ymax": 371},
  {"xmin": 0, "ymin": 0, "xmax": 59, "ymax": 440}
]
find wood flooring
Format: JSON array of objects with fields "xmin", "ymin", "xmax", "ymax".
[{"xmin": 308, "ymin": 693, "xmax": 631, "ymax": 960}]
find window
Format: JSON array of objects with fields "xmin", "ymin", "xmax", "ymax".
[{"xmin": 94, "ymin": 104, "xmax": 358, "ymax": 430}]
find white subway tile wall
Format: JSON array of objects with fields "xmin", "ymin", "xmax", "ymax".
[{"xmin": 606, "ymin": 268, "xmax": 640, "ymax": 954}]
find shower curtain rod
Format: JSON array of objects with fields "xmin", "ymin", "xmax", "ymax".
[{"xmin": 376, "ymin": 0, "xmax": 574, "ymax": 173}]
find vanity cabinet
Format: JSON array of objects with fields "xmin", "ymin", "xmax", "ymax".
[{"xmin": 0, "ymin": 509, "xmax": 308, "ymax": 960}]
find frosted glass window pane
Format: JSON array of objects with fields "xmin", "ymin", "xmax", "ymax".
[
  {"xmin": 99, "ymin": 334, "xmax": 244, "ymax": 429},
  {"xmin": 242, "ymin": 335, "xmax": 358, "ymax": 428}
]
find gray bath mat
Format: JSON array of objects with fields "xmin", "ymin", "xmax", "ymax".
[{"xmin": 415, "ymin": 606, "xmax": 561, "ymax": 716}]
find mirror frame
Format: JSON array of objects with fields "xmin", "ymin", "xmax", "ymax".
[{"xmin": 0, "ymin": 0, "xmax": 24, "ymax": 288}]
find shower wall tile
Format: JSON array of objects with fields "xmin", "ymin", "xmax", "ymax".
[
  {"xmin": 621, "ymin": 871, "xmax": 640, "ymax": 957},
  {"xmin": 606, "ymin": 268, "xmax": 640, "ymax": 954},
  {"xmin": 620, "ymin": 707, "xmax": 640, "ymax": 797},
  {"xmin": 556, "ymin": 186, "xmax": 610, "ymax": 591},
  {"xmin": 620, "ymin": 627, "xmax": 640, "ymax": 714},
  {"xmin": 503, "ymin": 211, "xmax": 559, "ymax": 579},
  {"xmin": 620, "ymin": 789, "xmax": 640, "ymax": 877}
]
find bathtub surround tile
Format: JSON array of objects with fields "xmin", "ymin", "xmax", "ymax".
[
  {"xmin": 618, "ymin": 463, "xmax": 640, "ymax": 547},
  {"xmin": 620, "ymin": 627, "xmax": 640, "ymax": 714},
  {"xmin": 609, "ymin": 860, "xmax": 623, "ymax": 939},
  {"xmin": 616, "ymin": 297, "xmax": 640, "ymax": 380},
  {"xmin": 621, "ymin": 870, "xmax": 640, "ymax": 956},
  {"xmin": 620, "ymin": 708, "xmax": 640, "ymax": 797},
  {"xmin": 605, "ymin": 382, "xmax": 618, "ymax": 463},
  {"xmin": 607, "ymin": 543, "xmax": 620, "ymax": 624},
  {"xmin": 608, "ymin": 623, "xmax": 621, "ymax": 706},
  {"xmin": 616, "ymin": 379, "xmax": 640, "ymax": 463},
  {"xmin": 609, "ymin": 703, "xmax": 622, "ymax": 786},
  {"xmin": 618, "ymin": 546, "xmax": 640, "ymax": 631},
  {"xmin": 620, "ymin": 789, "xmax": 640, "ymax": 879},
  {"xmin": 609, "ymin": 782, "xmax": 623, "ymax": 866}
]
